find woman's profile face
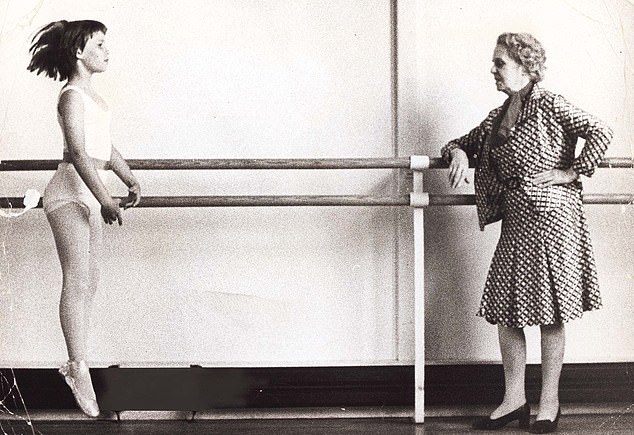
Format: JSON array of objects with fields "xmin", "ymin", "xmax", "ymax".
[
  {"xmin": 490, "ymin": 45, "xmax": 529, "ymax": 94},
  {"xmin": 77, "ymin": 31, "xmax": 109, "ymax": 74}
]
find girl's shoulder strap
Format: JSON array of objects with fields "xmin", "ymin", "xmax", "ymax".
[
  {"xmin": 59, "ymin": 85, "xmax": 86, "ymax": 100},
  {"xmin": 57, "ymin": 85, "xmax": 88, "ymax": 116}
]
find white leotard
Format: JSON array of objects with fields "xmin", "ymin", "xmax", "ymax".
[
  {"xmin": 58, "ymin": 85, "xmax": 112, "ymax": 160},
  {"xmin": 43, "ymin": 86, "xmax": 113, "ymax": 216}
]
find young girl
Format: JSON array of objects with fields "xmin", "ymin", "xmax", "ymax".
[{"xmin": 28, "ymin": 20, "xmax": 141, "ymax": 417}]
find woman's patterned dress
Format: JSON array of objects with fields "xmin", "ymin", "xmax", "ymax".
[{"xmin": 442, "ymin": 85, "xmax": 612, "ymax": 327}]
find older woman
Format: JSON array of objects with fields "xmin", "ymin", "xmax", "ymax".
[{"xmin": 442, "ymin": 33, "xmax": 612, "ymax": 433}]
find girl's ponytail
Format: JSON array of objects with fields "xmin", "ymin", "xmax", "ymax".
[
  {"xmin": 27, "ymin": 20, "xmax": 107, "ymax": 82},
  {"xmin": 27, "ymin": 20, "xmax": 70, "ymax": 81}
]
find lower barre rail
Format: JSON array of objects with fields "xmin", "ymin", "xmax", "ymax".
[
  {"xmin": 0, "ymin": 158, "xmax": 412, "ymax": 171},
  {"xmin": 0, "ymin": 156, "xmax": 632, "ymax": 171},
  {"xmin": 1, "ymin": 194, "xmax": 633, "ymax": 209},
  {"xmin": 0, "ymin": 195, "xmax": 410, "ymax": 208},
  {"xmin": 427, "ymin": 194, "xmax": 634, "ymax": 206},
  {"xmin": 137, "ymin": 195, "xmax": 411, "ymax": 207}
]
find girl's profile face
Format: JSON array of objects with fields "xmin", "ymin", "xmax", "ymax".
[{"xmin": 77, "ymin": 31, "xmax": 109, "ymax": 73}]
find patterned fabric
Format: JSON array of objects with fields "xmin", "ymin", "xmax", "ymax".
[
  {"xmin": 478, "ymin": 157, "xmax": 601, "ymax": 326},
  {"xmin": 441, "ymin": 85, "xmax": 612, "ymax": 327},
  {"xmin": 441, "ymin": 85, "xmax": 613, "ymax": 230}
]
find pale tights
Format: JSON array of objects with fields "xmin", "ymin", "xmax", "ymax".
[
  {"xmin": 492, "ymin": 324, "xmax": 565, "ymax": 422},
  {"xmin": 47, "ymin": 203, "xmax": 102, "ymax": 400}
]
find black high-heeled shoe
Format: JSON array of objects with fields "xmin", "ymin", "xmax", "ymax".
[
  {"xmin": 529, "ymin": 407, "xmax": 561, "ymax": 433},
  {"xmin": 472, "ymin": 402, "xmax": 530, "ymax": 430}
]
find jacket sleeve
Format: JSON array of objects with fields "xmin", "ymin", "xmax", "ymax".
[
  {"xmin": 553, "ymin": 94, "xmax": 613, "ymax": 177},
  {"xmin": 440, "ymin": 109, "xmax": 498, "ymax": 163}
]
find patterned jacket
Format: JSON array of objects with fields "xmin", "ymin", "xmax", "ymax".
[{"xmin": 441, "ymin": 84, "xmax": 613, "ymax": 230}]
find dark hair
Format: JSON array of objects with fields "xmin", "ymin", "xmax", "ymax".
[
  {"xmin": 27, "ymin": 20, "xmax": 107, "ymax": 81},
  {"xmin": 496, "ymin": 32, "xmax": 546, "ymax": 82}
]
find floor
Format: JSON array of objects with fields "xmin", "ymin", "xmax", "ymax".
[{"xmin": 2, "ymin": 413, "xmax": 633, "ymax": 435}]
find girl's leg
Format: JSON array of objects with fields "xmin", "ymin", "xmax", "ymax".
[
  {"xmin": 85, "ymin": 210, "xmax": 103, "ymax": 344},
  {"xmin": 47, "ymin": 203, "xmax": 99, "ymax": 402},
  {"xmin": 47, "ymin": 203, "xmax": 92, "ymax": 360},
  {"xmin": 490, "ymin": 325, "xmax": 527, "ymax": 418},
  {"xmin": 537, "ymin": 323, "xmax": 565, "ymax": 421}
]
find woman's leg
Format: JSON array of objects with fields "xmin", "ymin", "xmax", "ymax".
[
  {"xmin": 538, "ymin": 323, "xmax": 565, "ymax": 421},
  {"xmin": 491, "ymin": 325, "xmax": 527, "ymax": 418}
]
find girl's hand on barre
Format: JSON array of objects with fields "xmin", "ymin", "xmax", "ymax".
[
  {"xmin": 448, "ymin": 148, "xmax": 470, "ymax": 188},
  {"xmin": 101, "ymin": 199, "xmax": 122, "ymax": 226},
  {"xmin": 120, "ymin": 183, "xmax": 141, "ymax": 210}
]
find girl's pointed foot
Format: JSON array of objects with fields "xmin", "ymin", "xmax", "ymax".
[{"xmin": 59, "ymin": 360, "xmax": 100, "ymax": 418}]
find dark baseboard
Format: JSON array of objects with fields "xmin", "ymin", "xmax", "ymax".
[{"xmin": 2, "ymin": 363, "xmax": 632, "ymax": 411}]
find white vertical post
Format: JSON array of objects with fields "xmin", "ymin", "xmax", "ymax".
[{"xmin": 409, "ymin": 156, "xmax": 429, "ymax": 424}]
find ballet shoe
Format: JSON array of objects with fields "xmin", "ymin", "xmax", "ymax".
[
  {"xmin": 529, "ymin": 407, "xmax": 561, "ymax": 433},
  {"xmin": 472, "ymin": 402, "xmax": 530, "ymax": 430},
  {"xmin": 59, "ymin": 360, "xmax": 100, "ymax": 418}
]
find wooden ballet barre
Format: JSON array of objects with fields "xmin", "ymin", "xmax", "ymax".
[
  {"xmin": 579, "ymin": 194, "xmax": 634, "ymax": 204},
  {"xmin": 1, "ymin": 157, "xmax": 632, "ymax": 171},
  {"xmin": 595, "ymin": 157, "xmax": 634, "ymax": 168},
  {"xmin": 2, "ymin": 194, "xmax": 633, "ymax": 209},
  {"xmin": 128, "ymin": 158, "xmax": 412, "ymax": 170},
  {"xmin": 425, "ymin": 194, "xmax": 634, "ymax": 206},
  {"xmin": 0, "ymin": 157, "xmax": 411, "ymax": 171},
  {"xmin": 0, "ymin": 195, "xmax": 410, "ymax": 209},
  {"xmin": 134, "ymin": 195, "xmax": 411, "ymax": 207}
]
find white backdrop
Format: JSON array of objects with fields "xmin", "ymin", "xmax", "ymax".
[
  {"xmin": 0, "ymin": 0, "xmax": 632, "ymax": 367},
  {"xmin": 1, "ymin": 0, "xmax": 399, "ymax": 367},
  {"xmin": 412, "ymin": 0, "xmax": 634, "ymax": 363}
]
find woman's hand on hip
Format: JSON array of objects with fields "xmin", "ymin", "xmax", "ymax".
[
  {"xmin": 101, "ymin": 198, "xmax": 122, "ymax": 226},
  {"xmin": 531, "ymin": 168, "xmax": 578, "ymax": 187},
  {"xmin": 448, "ymin": 148, "xmax": 470, "ymax": 188}
]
